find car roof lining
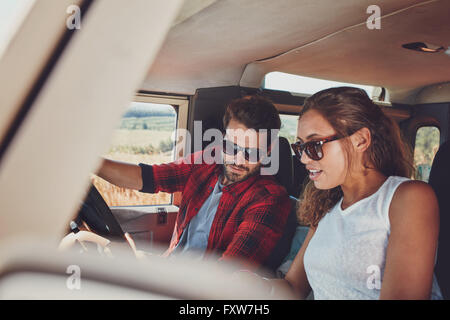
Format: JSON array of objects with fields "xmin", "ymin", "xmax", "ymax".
[{"xmin": 141, "ymin": 0, "xmax": 450, "ymax": 104}]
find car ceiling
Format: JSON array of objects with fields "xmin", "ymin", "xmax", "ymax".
[{"xmin": 141, "ymin": 0, "xmax": 450, "ymax": 104}]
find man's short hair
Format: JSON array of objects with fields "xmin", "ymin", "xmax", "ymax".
[{"xmin": 222, "ymin": 95, "xmax": 281, "ymax": 145}]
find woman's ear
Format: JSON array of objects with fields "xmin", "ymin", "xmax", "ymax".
[{"xmin": 351, "ymin": 127, "xmax": 371, "ymax": 153}]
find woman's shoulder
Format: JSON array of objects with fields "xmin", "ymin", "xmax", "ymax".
[
  {"xmin": 383, "ymin": 175, "xmax": 433, "ymax": 197},
  {"xmin": 389, "ymin": 177, "xmax": 439, "ymax": 223},
  {"xmin": 393, "ymin": 178, "xmax": 435, "ymax": 199}
]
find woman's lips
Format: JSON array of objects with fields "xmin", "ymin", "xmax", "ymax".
[{"xmin": 308, "ymin": 169, "xmax": 323, "ymax": 181}]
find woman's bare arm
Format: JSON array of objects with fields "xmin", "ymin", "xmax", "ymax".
[
  {"xmin": 268, "ymin": 227, "xmax": 316, "ymax": 299},
  {"xmin": 380, "ymin": 180, "xmax": 439, "ymax": 299}
]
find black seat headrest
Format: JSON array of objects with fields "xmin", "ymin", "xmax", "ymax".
[
  {"xmin": 428, "ymin": 140, "xmax": 450, "ymax": 299},
  {"xmin": 273, "ymin": 137, "xmax": 294, "ymax": 195},
  {"xmin": 292, "ymin": 155, "xmax": 309, "ymax": 198}
]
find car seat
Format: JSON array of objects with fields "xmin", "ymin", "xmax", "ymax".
[{"xmin": 428, "ymin": 140, "xmax": 450, "ymax": 299}]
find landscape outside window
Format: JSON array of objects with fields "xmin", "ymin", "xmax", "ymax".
[
  {"xmin": 413, "ymin": 126, "xmax": 440, "ymax": 182},
  {"xmin": 93, "ymin": 102, "xmax": 177, "ymax": 206},
  {"xmin": 279, "ymin": 114, "xmax": 299, "ymax": 148}
]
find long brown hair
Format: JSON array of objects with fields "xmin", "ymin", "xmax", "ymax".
[{"xmin": 298, "ymin": 87, "xmax": 414, "ymax": 228}]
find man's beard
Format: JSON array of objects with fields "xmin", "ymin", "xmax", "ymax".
[{"xmin": 222, "ymin": 162, "xmax": 261, "ymax": 185}]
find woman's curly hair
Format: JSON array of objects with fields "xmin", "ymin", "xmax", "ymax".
[{"xmin": 297, "ymin": 87, "xmax": 414, "ymax": 228}]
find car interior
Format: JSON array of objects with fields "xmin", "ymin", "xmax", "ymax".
[{"xmin": 0, "ymin": 0, "xmax": 449, "ymax": 299}]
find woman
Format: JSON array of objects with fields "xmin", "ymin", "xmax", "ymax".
[{"xmin": 263, "ymin": 87, "xmax": 442, "ymax": 299}]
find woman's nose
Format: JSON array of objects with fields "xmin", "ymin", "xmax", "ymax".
[{"xmin": 300, "ymin": 150, "xmax": 312, "ymax": 165}]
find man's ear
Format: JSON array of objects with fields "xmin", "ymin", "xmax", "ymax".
[{"xmin": 351, "ymin": 127, "xmax": 371, "ymax": 153}]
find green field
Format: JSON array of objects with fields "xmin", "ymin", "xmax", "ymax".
[
  {"xmin": 96, "ymin": 115, "xmax": 177, "ymax": 206},
  {"xmin": 107, "ymin": 115, "xmax": 176, "ymax": 155},
  {"xmin": 120, "ymin": 116, "xmax": 176, "ymax": 131}
]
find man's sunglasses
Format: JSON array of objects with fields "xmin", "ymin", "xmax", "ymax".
[
  {"xmin": 222, "ymin": 139, "xmax": 262, "ymax": 162},
  {"xmin": 291, "ymin": 135, "xmax": 342, "ymax": 161}
]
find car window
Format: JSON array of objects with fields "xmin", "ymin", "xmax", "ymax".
[
  {"xmin": 263, "ymin": 71, "xmax": 375, "ymax": 97},
  {"xmin": 279, "ymin": 114, "xmax": 298, "ymax": 147},
  {"xmin": 93, "ymin": 101, "xmax": 177, "ymax": 206},
  {"xmin": 413, "ymin": 126, "xmax": 440, "ymax": 182}
]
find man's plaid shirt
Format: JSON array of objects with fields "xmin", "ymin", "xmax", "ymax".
[{"xmin": 138, "ymin": 150, "xmax": 291, "ymax": 270}]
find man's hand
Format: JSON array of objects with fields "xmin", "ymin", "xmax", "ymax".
[
  {"xmin": 59, "ymin": 230, "xmax": 150, "ymax": 260},
  {"xmin": 59, "ymin": 230, "xmax": 112, "ymax": 255},
  {"xmin": 124, "ymin": 232, "xmax": 149, "ymax": 259}
]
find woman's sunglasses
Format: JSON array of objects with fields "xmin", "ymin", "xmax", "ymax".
[
  {"xmin": 222, "ymin": 139, "xmax": 262, "ymax": 162},
  {"xmin": 291, "ymin": 135, "xmax": 342, "ymax": 161}
]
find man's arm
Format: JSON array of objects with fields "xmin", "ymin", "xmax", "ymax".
[
  {"xmin": 96, "ymin": 151, "xmax": 204, "ymax": 193},
  {"xmin": 97, "ymin": 158, "xmax": 143, "ymax": 190}
]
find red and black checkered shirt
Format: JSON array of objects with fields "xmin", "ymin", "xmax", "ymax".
[{"xmin": 139, "ymin": 150, "xmax": 291, "ymax": 270}]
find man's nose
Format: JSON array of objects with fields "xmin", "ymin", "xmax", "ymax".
[{"xmin": 235, "ymin": 150, "xmax": 246, "ymax": 165}]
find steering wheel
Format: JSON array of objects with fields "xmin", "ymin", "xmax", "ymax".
[{"xmin": 72, "ymin": 184, "xmax": 125, "ymax": 242}]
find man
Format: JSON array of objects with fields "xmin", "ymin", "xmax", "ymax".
[{"xmin": 97, "ymin": 95, "xmax": 291, "ymax": 270}]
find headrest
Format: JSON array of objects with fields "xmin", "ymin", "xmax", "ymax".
[
  {"xmin": 428, "ymin": 140, "xmax": 450, "ymax": 299},
  {"xmin": 429, "ymin": 140, "xmax": 450, "ymax": 194},
  {"xmin": 273, "ymin": 137, "xmax": 294, "ymax": 195}
]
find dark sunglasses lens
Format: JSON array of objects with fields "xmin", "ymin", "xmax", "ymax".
[
  {"xmin": 292, "ymin": 144, "xmax": 302, "ymax": 159},
  {"xmin": 223, "ymin": 140, "xmax": 260, "ymax": 161},
  {"xmin": 292, "ymin": 141, "xmax": 326, "ymax": 161},
  {"xmin": 306, "ymin": 142, "xmax": 322, "ymax": 160},
  {"xmin": 223, "ymin": 140, "xmax": 236, "ymax": 155},
  {"xmin": 245, "ymin": 148, "xmax": 260, "ymax": 162}
]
